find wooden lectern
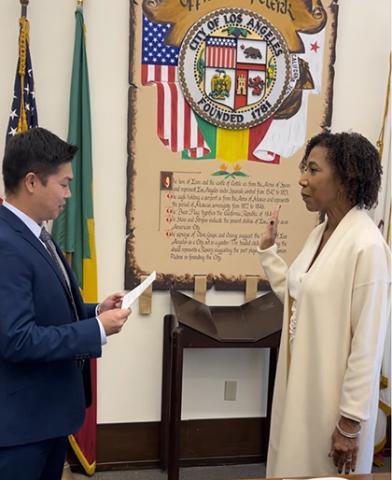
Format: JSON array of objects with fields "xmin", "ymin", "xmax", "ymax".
[{"xmin": 160, "ymin": 290, "xmax": 283, "ymax": 480}]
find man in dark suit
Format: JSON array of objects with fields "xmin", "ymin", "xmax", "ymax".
[{"xmin": 0, "ymin": 128, "xmax": 131, "ymax": 479}]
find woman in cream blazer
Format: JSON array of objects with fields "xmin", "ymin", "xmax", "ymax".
[{"xmin": 258, "ymin": 131, "xmax": 390, "ymax": 477}]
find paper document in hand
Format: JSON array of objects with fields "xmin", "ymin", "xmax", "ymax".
[{"xmin": 122, "ymin": 271, "xmax": 156, "ymax": 309}]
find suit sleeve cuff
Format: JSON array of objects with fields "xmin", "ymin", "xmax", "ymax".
[{"xmin": 96, "ymin": 317, "xmax": 107, "ymax": 346}]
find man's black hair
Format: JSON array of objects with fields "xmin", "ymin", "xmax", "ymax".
[{"xmin": 2, "ymin": 127, "xmax": 78, "ymax": 194}]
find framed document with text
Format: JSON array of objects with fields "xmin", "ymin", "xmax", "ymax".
[{"xmin": 126, "ymin": 0, "xmax": 339, "ymax": 290}]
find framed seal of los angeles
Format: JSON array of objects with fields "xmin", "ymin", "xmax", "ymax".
[{"xmin": 125, "ymin": 0, "xmax": 339, "ymax": 291}]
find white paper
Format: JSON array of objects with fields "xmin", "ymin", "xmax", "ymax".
[{"xmin": 122, "ymin": 271, "xmax": 156, "ymax": 309}]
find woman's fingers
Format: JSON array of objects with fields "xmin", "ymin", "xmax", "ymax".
[
  {"xmin": 330, "ymin": 428, "xmax": 359, "ymax": 474},
  {"xmin": 351, "ymin": 451, "xmax": 357, "ymax": 472},
  {"xmin": 271, "ymin": 205, "xmax": 281, "ymax": 223},
  {"xmin": 269, "ymin": 206, "xmax": 281, "ymax": 233},
  {"xmin": 259, "ymin": 206, "xmax": 281, "ymax": 249}
]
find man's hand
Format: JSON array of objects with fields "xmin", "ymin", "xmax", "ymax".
[
  {"xmin": 98, "ymin": 308, "xmax": 131, "ymax": 336},
  {"xmin": 98, "ymin": 292, "xmax": 125, "ymax": 314}
]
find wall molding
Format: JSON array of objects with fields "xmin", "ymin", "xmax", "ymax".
[
  {"xmin": 69, "ymin": 416, "xmax": 391, "ymax": 472},
  {"xmin": 69, "ymin": 417, "xmax": 268, "ymax": 472}
]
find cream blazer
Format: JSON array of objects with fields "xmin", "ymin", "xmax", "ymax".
[{"xmin": 258, "ymin": 206, "xmax": 391, "ymax": 477}]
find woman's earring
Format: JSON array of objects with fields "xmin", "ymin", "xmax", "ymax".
[{"xmin": 337, "ymin": 191, "xmax": 343, "ymax": 201}]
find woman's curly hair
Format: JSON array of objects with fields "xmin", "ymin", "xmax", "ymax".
[{"xmin": 300, "ymin": 131, "xmax": 382, "ymax": 209}]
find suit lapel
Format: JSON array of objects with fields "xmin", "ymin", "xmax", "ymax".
[
  {"xmin": 302, "ymin": 206, "xmax": 360, "ymax": 276},
  {"xmin": 0, "ymin": 206, "xmax": 77, "ymax": 307},
  {"xmin": 53, "ymin": 240, "xmax": 84, "ymax": 316}
]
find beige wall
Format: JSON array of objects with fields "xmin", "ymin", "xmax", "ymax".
[{"xmin": 0, "ymin": 0, "xmax": 390, "ymax": 424}]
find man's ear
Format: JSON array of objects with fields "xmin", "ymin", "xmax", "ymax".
[{"xmin": 24, "ymin": 172, "xmax": 38, "ymax": 194}]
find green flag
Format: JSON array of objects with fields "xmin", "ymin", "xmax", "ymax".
[
  {"xmin": 52, "ymin": 7, "xmax": 94, "ymax": 290},
  {"xmin": 52, "ymin": 6, "xmax": 98, "ymax": 475}
]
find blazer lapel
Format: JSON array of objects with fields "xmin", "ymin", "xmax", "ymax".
[
  {"xmin": 53, "ymin": 240, "xmax": 84, "ymax": 314},
  {"xmin": 0, "ymin": 206, "xmax": 75, "ymax": 304},
  {"xmin": 304, "ymin": 206, "xmax": 360, "ymax": 275}
]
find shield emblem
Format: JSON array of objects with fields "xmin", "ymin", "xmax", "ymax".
[{"xmin": 204, "ymin": 36, "xmax": 267, "ymax": 111}]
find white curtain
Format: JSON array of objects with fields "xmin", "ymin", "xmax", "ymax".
[{"xmin": 370, "ymin": 54, "xmax": 391, "ymax": 465}]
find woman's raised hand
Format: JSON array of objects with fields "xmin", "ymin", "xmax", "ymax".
[{"xmin": 259, "ymin": 206, "xmax": 280, "ymax": 250}]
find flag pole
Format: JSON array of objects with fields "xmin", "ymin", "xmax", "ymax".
[
  {"xmin": 54, "ymin": 1, "xmax": 98, "ymax": 473},
  {"xmin": 20, "ymin": 0, "xmax": 29, "ymax": 17}
]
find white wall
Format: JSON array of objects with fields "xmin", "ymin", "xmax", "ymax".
[
  {"xmin": 0, "ymin": 0, "xmax": 390, "ymax": 424},
  {"xmin": 332, "ymin": 1, "xmax": 391, "ymax": 138}
]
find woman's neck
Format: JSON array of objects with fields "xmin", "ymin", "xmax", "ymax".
[{"xmin": 324, "ymin": 202, "xmax": 353, "ymax": 232}]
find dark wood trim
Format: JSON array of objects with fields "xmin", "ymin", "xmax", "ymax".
[
  {"xmin": 385, "ymin": 415, "xmax": 391, "ymax": 455},
  {"xmin": 68, "ymin": 417, "xmax": 268, "ymax": 472},
  {"xmin": 68, "ymin": 416, "xmax": 391, "ymax": 472}
]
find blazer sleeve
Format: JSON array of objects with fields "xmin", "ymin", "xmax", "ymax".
[
  {"xmin": 339, "ymin": 242, "xmax": 391, "ymax": 421},
  {"xmin": 84, "ymin": 303, "xmax": 99, "ymax": 319},
  {"xmin": 0, "ymin": 244, "xmax": 102, "ymax": 364},
  {"xmin": 257, "ymin": 244, "xmax": 288, "ymax": 303}
]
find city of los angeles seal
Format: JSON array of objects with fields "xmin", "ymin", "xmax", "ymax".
[{"xmin": 178, "ymin": 8, "xmax": 291, "ymax": 130}]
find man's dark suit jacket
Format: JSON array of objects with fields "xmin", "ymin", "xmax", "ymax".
[{"xmin": 0, "ymin": 205, "xmax": 102, "ymax": 447}]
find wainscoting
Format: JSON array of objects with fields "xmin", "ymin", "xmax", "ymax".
[
  {"xmin": 69, "ymin": 416, "xmax": 391, "ymax": 472},
  {"xmin": 69, "ymin": 418, "xmax": 268, "ymax": 472}
]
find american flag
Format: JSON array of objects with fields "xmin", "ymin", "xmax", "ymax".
[
  {"xmin": 141, "ymin": 16, "xmax": 209, "ymax": 158},
  {"xmin": 205, "ymin": 36, "xmax": 237, "ymax": 69},
  {"xmin": 6, "ymin": 17, "xmax": 38, "ymax": 141}
]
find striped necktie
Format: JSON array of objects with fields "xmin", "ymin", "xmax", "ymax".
[
  {"xmin": 40, "ymin": 226, "xmax": 85, "ymax": 367},
  {"xmin": 40, "ymin": 226, "xmax": 72, "ymax": 291}
]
